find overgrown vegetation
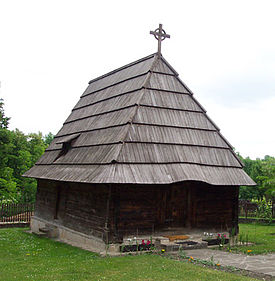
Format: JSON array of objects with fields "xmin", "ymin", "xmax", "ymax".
[
  {"xmin": 0, "ymin": 99, "xmax": 53, "ymax": 203},
  {"xmin": 0, "ymin": 228, "xmax": 257, "ymax": 281}
]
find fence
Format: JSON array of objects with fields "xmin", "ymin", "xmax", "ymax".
[
  {"xmin": 239, "ymin": 199, "xmax": 275, "ymax": 219},
  {"xmin": 239, "ymin": 200, "xmax": 258, "ymax": 218},
  {"xmin": 0, "ymin": 203, "xmax": 35, "ymax": 223}
]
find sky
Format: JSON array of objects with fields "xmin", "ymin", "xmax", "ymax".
[{"xmin": 0, "ymin": 0, "xmax": 274, "ymax": 160}]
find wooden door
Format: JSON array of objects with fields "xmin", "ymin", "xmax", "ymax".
[{"xmin": 156, "ymin": 185, "xmax": 187, "ymax": 227}]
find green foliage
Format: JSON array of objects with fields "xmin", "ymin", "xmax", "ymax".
[
  {"xmin": 239, "ymin": 155, "xmax": 275, "ymax": 201},
  {"xmin": 256, "ymin": 198, "xmax": 273, "ymax": 223},
  {"xmin": 0, "ymin": 98, "xmax": 54, "ymax": 203},
  {"xmin": 0, "ymin": 98, "xmax": 10, "ymax": 129},
  {"xmin": 0, "ymin": 177, "xmax": 18, "ymax": 202},
  {"xmin": 257, "ymin": 156, "xmax": 275, "ymax": 200},
  {"xmin": 43, "ymin": 132, "xmax": 54, "ymax": 146}
]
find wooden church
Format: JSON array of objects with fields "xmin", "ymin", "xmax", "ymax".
[{"xmin": 24, "ymin": 25, "xmax": 254, "ymax": 251}]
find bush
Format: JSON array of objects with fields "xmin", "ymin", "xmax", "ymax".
[{"xmin": 256, "ymin": 199, "xmax": 272, "ymax": 223}]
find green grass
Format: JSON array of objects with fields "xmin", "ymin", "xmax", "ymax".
[
  {"xmin": 0, "ymin": 228, "xmax": 256, "ymax": 281},
  {"xmin": 234, "ymin": 223, "xmax": 275, "ymax": 254}
]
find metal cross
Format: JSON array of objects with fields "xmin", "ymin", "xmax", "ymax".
[{"xmin": 150, "ymin": 24, "xmax": 170, "ymax": 54}]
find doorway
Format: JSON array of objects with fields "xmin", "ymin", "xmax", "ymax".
[{"xmin": 156, "ymin": 185, "xmax": 188, "ymax": 228}]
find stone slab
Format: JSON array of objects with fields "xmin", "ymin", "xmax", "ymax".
[{"xmin": 185, "ymin": 249, "xmax": 275, "ymax": 277}]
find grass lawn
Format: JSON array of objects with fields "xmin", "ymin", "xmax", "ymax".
[
  {"xmin": 235, "ymin": 223, "xmax": 275, "ymax": 254},
  {"xmin": 0, "ymin": 228, "xmax": 256, "ymax": 281}
]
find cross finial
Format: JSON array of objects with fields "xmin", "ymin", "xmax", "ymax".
[{"xmin": 150, "ymin": 24, "xmax": 170, "ymax": 54}]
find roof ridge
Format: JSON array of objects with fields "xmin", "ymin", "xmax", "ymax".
[
  {"xmin": 158, "ymin": 56, "xmax": 243, "ymax": 168},
  {"xmin": 159, "ymin": 55, "xmax": 179, "ymax": 76},
  {"xmin": 88, "ymin": 53, "xmax": 156, "ymax": 85}
]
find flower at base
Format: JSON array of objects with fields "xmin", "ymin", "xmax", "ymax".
[
  {"xmin": 142, "ymin": 240, "xmax": 145, "ymax": 245},
  {"xmin": 247, "ymin": 250, "xmax": 252, "ymax": 253},
  {"xmin": 190, "ymin": 256, "xmax": 194, "ymax": 260},
  {"xmin": 161, "ymin": 249, "xmax": 165, "ymax": 253},
  {"xmin": 216, "ymin": 263, "xmax": 221, "ymax": 266},
  {"xmin": 147, "ymin": 240, "xmax": 151, "ymax": 245}
]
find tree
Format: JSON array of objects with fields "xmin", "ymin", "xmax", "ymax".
[
  {"xmin": 239, "ymin": 156, "xmax": 263, "ymax": 200},
  {"xmin": 0, "ymin": 99, "xmax": 52, "ymax": 203},
  {"xmin": 239, "ymin": 155, "xmax": 275, "ymax": 201},
  {"xmin": 43, "ymin": 132, "xmax": 54, "ymax": 146},
  {"xmin": 0, "ymin": 98, "xmax": 10, "ymax": 129},
  {"xmin": 0, "ymin": 129, "xmax": 48, "ymax": 203},
  {"xmin": 257, "ymin": 156, "xmax": 275, "ymax": 201}
]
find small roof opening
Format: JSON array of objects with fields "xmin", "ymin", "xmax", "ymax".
[{"xmin": 54, "ymin": 134, "xmax": 80, "ymax": 162}]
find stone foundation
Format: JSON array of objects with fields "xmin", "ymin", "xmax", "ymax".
[
  {"xmin": 31, "ymin": 216, "xmax": 209, "ymax": 256},
  {"xmin": 31, "ymin": 216, "xmax": 109, "ymax": 254}
]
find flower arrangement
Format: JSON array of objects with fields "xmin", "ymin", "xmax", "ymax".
[
  {"xmin": 120, "ymin": 238, "xmax": 154, "ymax": 253},
  {"xmin": 202, "ymin": 232, "xmax": 229, "ymax": 246},
  {"xmin": 216, "ymin": 233, "xmax": 227, "ymax": 249},
  {"xmin": 217, "ymin": 233, "xmax": 227, "ymax": 240}
]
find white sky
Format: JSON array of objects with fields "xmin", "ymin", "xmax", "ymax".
[{"xmin": 0, "ymin": 0, "xmax": 274, "ymax": 160}]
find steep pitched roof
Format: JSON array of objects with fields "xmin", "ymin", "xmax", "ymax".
[{"xmin": 24, "ymin": 53, "xmax": 255, "ymax": 186}]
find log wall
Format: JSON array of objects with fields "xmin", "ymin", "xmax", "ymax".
[
  {"xmin": 35, "ymin": 180, "xmax": 239, "ymax": 243},
  {"xmin": 189, "ymin": 182, "xmax": 238, "ymax": 230},
  {"xmin": 108, "ymin": 185, "xmax": 158, "ymax": 242},
  {"xmin": 35, "ymin": 179, "xmax": 109, "ymax": 240}
]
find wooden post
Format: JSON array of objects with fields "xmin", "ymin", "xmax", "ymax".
[
  {"xmin": 104, "ymin": 185, "xmax": 112, "ymax": 244},
  {"xmin": 113, "ymin": 186, "xmax": 123, "ymax": 243},
  {"xmin": 232, "ymin": 186, "xmax": 239, "ymax": 235}
]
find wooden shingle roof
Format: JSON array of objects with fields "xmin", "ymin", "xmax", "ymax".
[{"xmin": 24, "ymin": 53, "xmax": 255, "ymax": 186}]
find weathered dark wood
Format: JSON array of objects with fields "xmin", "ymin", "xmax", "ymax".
[
  {"xmin": 232, "ymin": 186, "xmax": 239, "ymax": 234},
  {"xmin": 24, "ymin": 53, "xmax": 254, "ymax": 187},
  {"xmin": 54, "ymin": 188, "xmax": 61, "ymax": 219},
  {"xmin": 22, "ymin": 40, "xmax": 254, "ymax": 249},
  {"xmin": 35, "ymin": 179, "xmax": 109, "ymax": 239},
  {"xmin": 103, "ymin": 186, "xmax": 112, "ymax": 243},
  {"xmin": 192, "ymin": 183, "xmax": 238, "ymax": 230},
  {"xmin": 34, "ymin": 179, "xmax": 240, "ymax": 242},
  {"xmin": 186, "ymin": 184, "xmax": 192, "ymax": 228}
]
